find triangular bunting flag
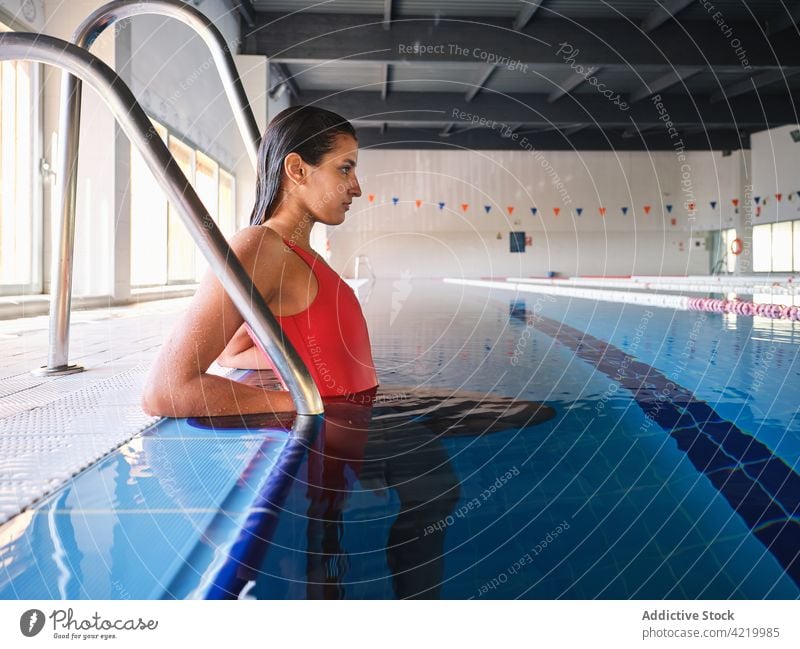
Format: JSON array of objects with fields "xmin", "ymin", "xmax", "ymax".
[
  {"xmin": 670, "ymin": 217, "xmax": 677, "ymax": 226},
  {"xmin": 484, "ymin": 205, "xmax": 492, "ymax": 214},
  {"xmin": 732, "ymin": 198, "xmax": 739, "ymax": 207},
  {"xmin": 710, "ymin": 201, "xmax": 717, "ymax": 209},
  {"xmin": 530, "ymin": 207, "xmax": 538, "ymax": 216},
  {"xmin": 506, "ymin": 206, "xmax": 515, "ymax": 215},
  {"xmin": 621, "ymin": 207, "xmax": 628, "ymax": 215},
  {"xmin": 553, "ymin": 207, "xmax": 560, "ymax": 216},
  {"xmin": 763, "ymin": 197, "xmax": 769, "ymax": 205},
  {"xmin": 438, "ymin": 201, "xmax": 445, "ymax": 210},
  {"xmin": 392, "ymin": 197, "xmax": 399, "ymax": 205},
  {"xmin": 666, "ymin": 204, "xmax": 673, "ymax": 213},
  {"xmin": 687, "ymin": 201, "xmax": 696, "ymax": 211},
  {"xmin": 461, "ymin": 203, "xmax": 469, "ymax": 212},
  {"xmin": 754, "ymin": 196, "xmax": 761, "ymax": 204},
  {"xmin": 576, "ymin": 207, "xmax": 583, "ymax": 216},
  {"xmin": 415, "ymin": 199, "xmax": 422, "ymax": 208},
  {"xmin": 368, "ymin": 194, "xmax": 375, "ymax": 203},
  {"xmin": 756, "ymin": 206, "xmax": 761, "ymax": 217},
  {"xmin": 776, "ymin": 193, "xmax": 782, "ymax": 202},
  {"xmin": 643, "ymin": 205, "xmax": 651, "ymax": 214},
  {"xmin": 599, "ymin": 207, "xmax": 606, "ymax": 216}
]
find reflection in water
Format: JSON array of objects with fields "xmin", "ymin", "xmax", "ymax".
[{"xmin": 191, "ymin": 373, "xmax": 556, "ymax": 599}]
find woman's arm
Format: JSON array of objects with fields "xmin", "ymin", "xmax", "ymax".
[
  {"xmin": 216, "ymin": 323, "xmax": 273, "ymax": 370},
  {"xmin": 141, "ymin": 227, "xmax": 294, "ymax": 417}
]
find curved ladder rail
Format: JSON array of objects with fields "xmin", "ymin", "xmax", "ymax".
[
  {"xmin": 43, "ymin": 0, "xmax": 261, "ymax": 375},
  {"xmin": 0, "ymin": 32, "xmax": 323, "ymax": 415}
]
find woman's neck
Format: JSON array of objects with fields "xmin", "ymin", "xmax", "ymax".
[{"xmin": 263, "ymin": 206, "xmax": 315, "ymax": 250}]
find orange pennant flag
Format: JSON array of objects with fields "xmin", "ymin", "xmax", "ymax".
[
  {"xmin": 506, "ymin": 206, "xmax": 514, "ymax": 215},
  {"xmin": 731, "ymin": 198, "xmax": 739, "ymax": 207},
  {"xmin": 415, "ymin": 199, "xmax": 422, "ymax": 208},
  {"xmin": 368, "ymin": 194, "xmax": 375, "ymax": 203},
  {"xmin": 553, "ymin": 207, "xmax": 560, "ymax": 216},
  {"xmin": 599, "ymin": 207, "xmax": 606, "ymax": 216},
  {"xmin": 461, "ymin": 203, "xmax": 469, "ymax": 212},
  {"xmin": 643, "ymin": 205, "xmax": 651, "ymax": 214}
]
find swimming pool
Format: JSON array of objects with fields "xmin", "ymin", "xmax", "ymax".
[
  {"xmin": 2, "ymin": 279, "xmax": 799, "ymax": 599},
  {"xmin": 237, "ymin": 280, "xmax": 800, "ymax": 599}
]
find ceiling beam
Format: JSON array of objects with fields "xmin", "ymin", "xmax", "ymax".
[
  {"xmin": 621, "ymin": 124, "xmax": 661, "ymax": 139},
  {"xmin": 562, "ymin": 124, "xmax": 588, "ymax": 136},
  {"xmin": 642, "ymin": 0, "xmax": 697, "ymax": 33},
  {"xmin": 302, "ymin": 90, "xmax": 798, "ymax": 131},
  {"xmin": 513, "ymin": 0, "xmax": 545, "ymax": 31},
  {"xmin": 629, "ymin": 66, "xmax": 703, "ymax": 104},
  {"xmin": 501, "ymin": 123, "xmax": 522, "ymax": 138},
  {"xmin": 381, "ymin": 63, "xmax": 390, "ymax": 100},
  {"xmin": 354, "ymin": 127, "xmax": 750, "ymax": 151},
  {"xmin": 233, "ymin": 0, "xmax": 256, "ymax": 28},
  {"xmin": 242, "ymin": 14, "xmax": 800, "ymax": 68},
  {"xmin": 548, "ymin": 67, "xmax": 601, "ymax": 103},
  {"xmin": 383, "ymin": 0, "xmax": 392, "ymax": 30},
  {"xmin": 710, "ymin": 68, "xmax": 800, "ymax": 103},
  {"xmin": 466, "ymin": 64, "xmax": 496, "ymax": 102},
  {"xmin": 768, "ymin": 3, "xmax": 800, "ymax": 35},
  {"xmin": 271, "ymin": 63, "xmax": 301, "ymax": 98}
]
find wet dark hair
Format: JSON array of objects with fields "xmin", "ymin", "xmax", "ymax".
[{"xmin": 249, "ymin": 105, "xmax": 357, "ymax": 226}]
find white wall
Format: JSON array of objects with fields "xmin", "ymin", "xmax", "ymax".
[
  {"xmin": 750, "ymin": 124, "xmax": 800, "ymax": 225},
  {"xmin": 0, "ymin": 0, "xmax": 45, "ymax": 30},
  {"xmin": 128, "ymin": 2, "xmax": 242, "ymax": 171},
  {"xmin": 332, "ymin": 148, "xmax": 747, "ymax": 278},
  {"xmin": 233, "ymin": 53, "xmax": 267, "ymax": 230}
]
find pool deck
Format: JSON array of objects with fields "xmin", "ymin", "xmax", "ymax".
[{"xmin": 0, "ymin": 297, "xmax": 194, "ymax": 524}]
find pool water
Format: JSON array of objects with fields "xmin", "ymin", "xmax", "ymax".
[
  {"xmin": 240, "ymin": 279, "xmax": 800, "ymax": 599},
  {"xmin": 1, "ymin": 279, "xmax": 798, "ymax": 599}
]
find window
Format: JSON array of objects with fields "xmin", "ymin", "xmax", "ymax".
[
  {"xmin": 166, "ymin": 136, "xmax": 196, "ymax": 283},
  {"xmin": 0, "ymin": 22, "xmax": 40, "ymax": 295},
  {"xmin": 129, "ymin": 120, "xmax": 237, "ymax": 287},
  {"xmin": 130, "ymin": 120, "xmax": 168, "ymax": 286},
  {"xmin": 752, "ymin": 220, "xmax": 800, "ymax": 273},
  {"xmin": 194, "ymin": 151, "xmax": 218, "ymax": 278},
  {"xmin": 218, "ymin": 169, "xmax": 236, "ymax": 237}
]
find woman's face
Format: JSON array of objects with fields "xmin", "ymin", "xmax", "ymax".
[{"xmin": 302, "ymin": 133, "xmax": 362, "ymax": 225}]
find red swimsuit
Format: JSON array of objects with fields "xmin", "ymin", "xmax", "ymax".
[{"xmin": 248, "ymin": 238, "xmax": 379, "ymax": 398}]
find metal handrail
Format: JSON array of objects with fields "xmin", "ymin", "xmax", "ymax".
[
  {"xmin": 1, "ymin": 32, "xmax": 323, "ymax": 415},
  {"xmin": 43, "ymin": 0, "xmax": 260, "ymax": 375}
]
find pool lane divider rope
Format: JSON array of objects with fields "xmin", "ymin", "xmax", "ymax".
[
  {"xmin": 445, "ymin": 278, "xmax": 800, "ymax": 321},
  {"xmin": 510, "ymin": 275, "xmax": 798, "ymax": 297},
  {"xmin": 506, "ymin": 302, "xmax": 800, "ymax": 587}
]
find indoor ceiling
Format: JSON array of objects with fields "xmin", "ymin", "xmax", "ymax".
[{"xmin": 234, "ymin": 0, "xmax": 800, "ymax": 149}]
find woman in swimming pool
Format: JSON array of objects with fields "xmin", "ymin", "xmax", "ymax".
[{"xmin": 141, "ymin": 106, "xmax": 378, "ymax": 417}]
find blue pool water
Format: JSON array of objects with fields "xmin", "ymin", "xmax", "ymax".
[{"xmin": 1, "ymin": 279, "xmax": 799, "ymax": 599}]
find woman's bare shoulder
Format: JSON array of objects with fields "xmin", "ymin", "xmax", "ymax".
[{"xmin": 229, "ymin": 225, "xmax": 284, "ymax": 255}]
